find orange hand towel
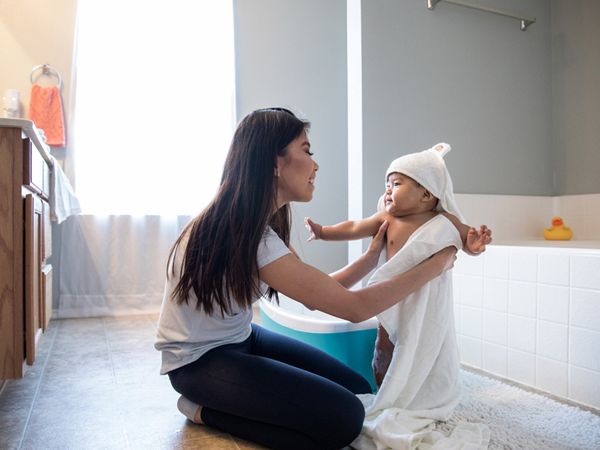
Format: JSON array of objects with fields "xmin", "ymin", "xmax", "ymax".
[{"xmin": 29, "ymin": 84, "xmax": 66, "ymax": 147}]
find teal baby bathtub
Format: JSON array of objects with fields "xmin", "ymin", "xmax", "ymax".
[{"xmin": 259, "ymin": 296, "xmax": 378, "ymax": 392}]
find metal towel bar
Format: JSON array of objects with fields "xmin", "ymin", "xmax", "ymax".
[
  {"xmin": 427, "ymin": 0, "xmax": 536, "ymax": 31},
  {"xmin": 30, "ymin": 64, "xmax": 63, "ymax": 90}
]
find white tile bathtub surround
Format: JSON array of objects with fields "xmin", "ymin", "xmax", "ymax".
[
  {"xmin": 454, "ymin": 251, "xmax": 484, "ymax": 276},
  {"xmin": 508, "ymin": 349, "xmax": 536, "ymax": 386},
  {"xmin": 509, "ymin": 251, "xmax": 538, "ymax": 282},
  {"xmin": 459, "ymin": 335, "xmax": 482, "ymax": 368},
  {"xmin": 454, "ymin": 244, "xmax": 600, "ymax": 409},
  {"xmin": 571, "ymin": 255, "xmax": 600, "ymax": 290},
  {"xmin": 538, "ymin": 253, "xmax": 570, "ymax": 286},
  {"xmin": 460, "ymin": 306, "xmax": 483, "ymax": 339},
  {"xmin": 537, "ymin": 284, "xmax": 569, "ymax": 324},
  {"xmin": 569, "ymin": 327, "xmax": 600, "ymax": 372},
  {"xmin": 508, "ymin": 315, "xmax": 536, "ymax": 353},
  {"xmin": 454, "ymin": 194, "xmax": 553, "ymax": 242},
  {"xmin": 483, "ymin": 310, "xmax": 507, "ymax": 346},
  {"xmin": 483, "ymin": 278, "xmax": 508, "ymax": 312},
  {"xmin": 483, "ymin": 246, "xmax": 509, "ymax": 279},
  {"xmin": 555, "ymin": 194, "xmax": 600, "ymax": 241},
  {"xmin": 570, "ymin": 288, "xmax": 600, "ymax": 332},
  {"xmin": 569, "ymin": 366, "xmax": 600, "ymax": 410},
  {"xmin": 508, "ymin": 281, "xmax": 537, "ymax": 317},
  {"xmin": 482, "ymin": 342, "xmax": 507, "ymax": 377},
  {"xmin": 536, "ymin": 357, "xmax": 568, "ymax": 398},
  {"xmin": 537, "ymin": 321, "xmax": 568, "ymax": 362},
  {"xmin": 459, "ymin": 276, "xmax": 484, "ymax": 308},
  {"xmin": 455, "ymin": 193, "xmax": 600, "ymax": 242}
]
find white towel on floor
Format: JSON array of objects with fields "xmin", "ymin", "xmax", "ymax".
[
  {"xmin": 352, "ymin": 215, "xmax": 489, "ymax": 450},
  {"xmin": 49, "ymin": 156, "xmax": 81, "ymax": 223}
]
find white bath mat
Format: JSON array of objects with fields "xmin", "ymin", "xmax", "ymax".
[{"xmin": 436, "ymin": 369, "xmax": 600, "ymax": 450}]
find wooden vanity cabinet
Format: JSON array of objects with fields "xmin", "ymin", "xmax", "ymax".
[{"xmin": 0, "ymin": 127, "xmax": 53, "ymax": 380}]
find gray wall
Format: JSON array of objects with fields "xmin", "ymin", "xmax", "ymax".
[
  {"xmin": 551, "ymin": 0, "xmax": 600, "ymax": 195},
  {"xmin": 361, "ymin": 0, "xmax": 554, "ymax": 215},
  {"xmin": 234, "ymin": 0, "xmax": 348, "ymax": 273}
]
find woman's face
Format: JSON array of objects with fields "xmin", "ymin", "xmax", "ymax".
[{"xmin": 276, "ymin": 130, "xmax": 319, "ymax": 207}]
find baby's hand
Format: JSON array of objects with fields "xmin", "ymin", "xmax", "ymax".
[
  {"xmin": 466, "ymin": 225, "xmax": 492, "ymax": 254},
  {"xmin": 304, "ymin": 217, "xmax": 322, "ymax": 241}
]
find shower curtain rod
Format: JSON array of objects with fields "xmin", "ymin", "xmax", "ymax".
[{"xmin": 427, "ymin": 0, "xmax": 536, "ymax": 31}]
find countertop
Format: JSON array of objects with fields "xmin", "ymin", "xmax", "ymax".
[{"xmin": 0, "ymin": 117, "xmax": 53, "ymax": 166}]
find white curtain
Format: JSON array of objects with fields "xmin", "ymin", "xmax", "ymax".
[
  {"xmin": 58, "ymin": 0, "xmax": 235, "ymax": 317},
  {"xmin": 57, "ymin": 215, "xmax": 192, "ymax": 318}
]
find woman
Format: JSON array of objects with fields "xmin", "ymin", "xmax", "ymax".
[{"xmin": 155, "ymin": 108, "xmax": 457, "ymax": 450}]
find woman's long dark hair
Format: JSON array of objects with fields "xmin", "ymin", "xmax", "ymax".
[{"xmin": 168, "ymin": 108, "xmax": 310, "ymax": 316}]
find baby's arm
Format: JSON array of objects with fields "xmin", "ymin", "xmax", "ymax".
[
  {"xmin": 441, "ymin": 212, "xmax": 492, "ymax": 255},
  {"xmin": 305, "ymin": 212, "xmax": 386, "ymax": 242}
]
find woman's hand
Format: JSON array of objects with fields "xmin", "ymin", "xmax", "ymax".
[
  {"xmin": 430, "ymin": 246, "xmax": 458, "ymax": 275},
  {"xmin": 327, "ymin": 220, "xmax": 388, "ymax": 289},
  {"xmin": 365, "ymin": 220, "xmax": 388, "ymax": 266}
]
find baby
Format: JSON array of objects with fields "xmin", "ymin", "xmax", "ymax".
[{"xmin": 306, "ymin": 143, "xmax": 491, "ymax": 386}]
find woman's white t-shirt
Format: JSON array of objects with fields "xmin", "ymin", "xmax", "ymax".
[{"xmin": 155, "ymin": 226, "xmax": 290, "ymax": 374}]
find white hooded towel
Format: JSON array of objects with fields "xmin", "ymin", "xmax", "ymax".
[{"xmin": 352, "ymin": 215, "xmax": 489, "ymax": 450}]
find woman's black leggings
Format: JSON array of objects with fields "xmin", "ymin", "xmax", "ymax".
[{"xmin": 168, "ymin": 324, "xmax": 372, "ymax": 450}]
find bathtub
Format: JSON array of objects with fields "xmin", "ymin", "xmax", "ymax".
[{"xmin": 259, "ymin": 295, "xmax": 379, "ymax": 391}]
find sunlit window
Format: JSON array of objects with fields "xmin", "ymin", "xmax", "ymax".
[{"xmin": 74, "ymin": 0, "xmax": 235, "ymax": 215}]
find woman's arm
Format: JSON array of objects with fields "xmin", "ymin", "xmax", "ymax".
[
  {"xmin": 305, "ymin": 212, "xmax": 386, "ymax": 241},
  {"xmin": 259, "ymin": 243, "xmax": 456, "ymax": 323},
  {"xmin": 330, "ymin": 220, "xmax": 388, "ymax": 288}
]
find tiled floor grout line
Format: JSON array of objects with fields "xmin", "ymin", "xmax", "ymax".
[
  {"xmin": 16, "ymin": 320, "xmax": 60, "ymax": 450},
  {"xmin": 102, "ymin": 316, "xmax": 133, "ymax": 450}
]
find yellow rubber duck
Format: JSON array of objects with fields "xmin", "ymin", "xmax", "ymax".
[{"xmin": 543, "ymin": 216, "xmax": 573, "ymax": 240}]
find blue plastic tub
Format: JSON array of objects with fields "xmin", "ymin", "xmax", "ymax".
[{"xmin": 259, "ymin": 296, "xmax": 378, "ymax": 391}]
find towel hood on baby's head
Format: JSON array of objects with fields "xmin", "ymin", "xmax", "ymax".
[{"xmin": 385, "ymin": 143, "xmax": 465, "ymax": 222}]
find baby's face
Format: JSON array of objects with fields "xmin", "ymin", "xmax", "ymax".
[{"xmin": 384, "ymin": 172, "xmax": 428, "ymax": 216}]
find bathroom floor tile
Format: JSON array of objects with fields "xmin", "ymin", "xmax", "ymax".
[{"xmin": 0, "ymin": 315, "xmax": 266, "ymax": 450}]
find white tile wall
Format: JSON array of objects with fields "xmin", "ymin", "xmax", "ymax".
[
  {"xmin": 483, "ymin": 310, "xmax": 507, "ymax": 345},
  {"xmin": 508, "ymin": 349, "xmax": 536, "ymax": 385},
  {"xmin": 510, "ymin": 252, "xmax": 538, "ymax": 282},
  {"xmin": 509, "ymin": 281, "xmax": 537, "ymax": 317},
  {"xmin": 483, "ymin": 278, "xmax": 508, "ymax": 312},
  {"xmin": 536, "ymin": 357, "xmax": 568, "ymax": 397},
  {"xmin": 571, "ymin": 255, "xmax": 600, "ymax": 290},
  {"xmin": 456, "ymin": 193, "xmax": 600, "ymax": 242},
  {"xmin": 570, "ymin": 289, "xmax": 600, "ymax": 331},
  {"xmin": 483, "ymin": 342, "xmax": 507, "ymax": 377},
  {"xmin": 508, "ymin": 315, "xmax": 536, "ymax": 353},
  {"xmin": 538, "ymin": 253, "xmax": 570, "ymax": 286},
  {"xmin": 454, "ymin": 243, "xmax": 600, "ymax": 410},
  {"xmin": 569, "ymin": 366, "xmax": 600, "ymax": 408},
  {"xmin": 537, "ymin": 321, "xmax": 568, "ymax": 362},
  {"xmin": 569, "ymin": 327, "xmax": 600, "ymax": 372},
  {"xmin": 537, "ymin": 285, "xmax": 569, "ymax": 324}
]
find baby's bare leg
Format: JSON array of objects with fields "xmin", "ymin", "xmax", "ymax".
[{"xmin": 372, "ymin": 324, "xmax": 394, "ymax": 387}]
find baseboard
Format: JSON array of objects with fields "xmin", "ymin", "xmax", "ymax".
[{"xmin": 461, "ymin": 364, "xmax": 600, "ymax": 416}]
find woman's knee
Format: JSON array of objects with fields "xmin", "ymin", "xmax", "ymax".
[{"xmin": 317, "ymin": 394, "xmax": 365, "ymax": 449}]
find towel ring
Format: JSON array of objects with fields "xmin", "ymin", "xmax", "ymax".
[{"xmin": 30, "ymin": 64, "xmax": 62, "ymax": 90}]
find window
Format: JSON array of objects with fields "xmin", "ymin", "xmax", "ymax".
[{"xmin": 74, "ymin": 0, "xmax": 235, "ymax": 215}]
